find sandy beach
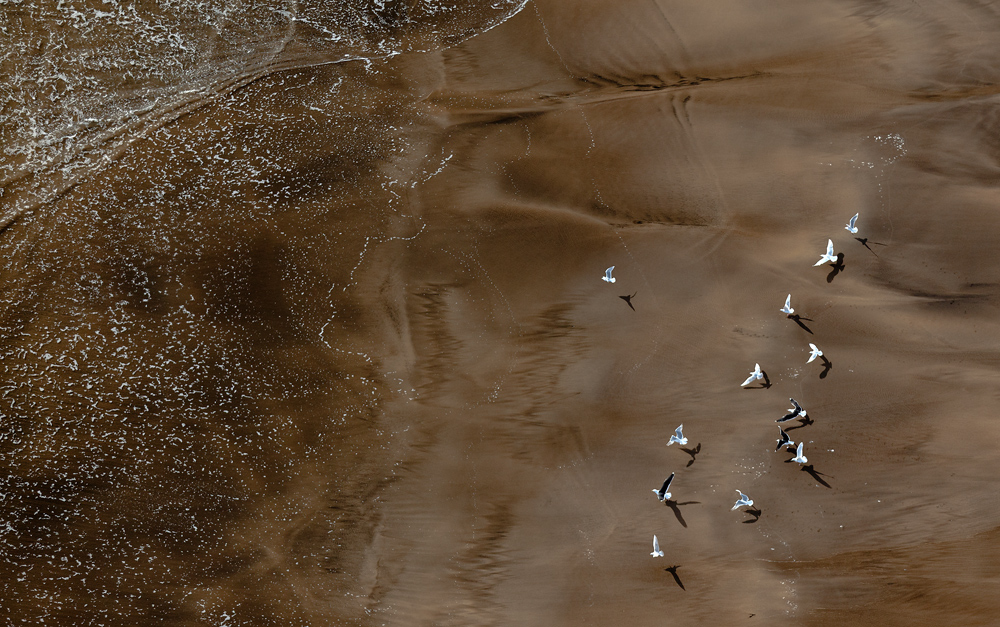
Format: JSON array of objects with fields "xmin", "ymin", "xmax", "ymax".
[{"xmin": 2, "ymin": 1, "xmax": 1000, "ymax": 624}]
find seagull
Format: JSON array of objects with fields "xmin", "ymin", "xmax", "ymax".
[
  {"xmin": 652, "ymin": 472, "xmax": 675, "ymax": 502},
  {"xmin": 667, "ymin": 424, "xmax": 687, "ymax": 447},
  {"xmin": 791, "ymin": 442, "xmax": 808, "ymax": 464},
  {"xmin": 780, "ymin": 294, "xmax": 794, "ymax": 315},
  {"xmin": 741, "ymin": 363, "xmax": 763, "ymax": 387},
  {"xmin": 602, "ymin": 266, "xmax": 616, "ymax": 283},
  {"xmin": 813, "ymin": 239, "xmax": 838, "ymax": 266},
  {"xmin": 845, "ymin": 212, "xmax": 859, "ymax": 234},
  {"xmin": 807, "ymin": 343, "xmax": 823, "ymax": 364},
  {"xmin": 651, "ymin": 535, "xmax": 664, "ymax": 557},
  {"xmin": 775, "ymin": 427, "xmax": 795, "ymax": 452},
  {"xmin": 777, "ymin": 398, "xmax": 807, "ymax": 423},
  {"xmin": 732, "ymin": 490, "xmax": 754, "ymax": 511}
]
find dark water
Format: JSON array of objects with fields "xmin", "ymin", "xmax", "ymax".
[{"xmin": 4, "ymin": 1, "xmax": 1000, "ymax": 624}]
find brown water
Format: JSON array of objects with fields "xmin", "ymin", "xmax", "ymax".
[{"xmin": 3, "ymin": 1, "xmax": 1000, "ymax": 624}]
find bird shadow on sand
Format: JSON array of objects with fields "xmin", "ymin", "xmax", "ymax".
[
  {"xmin": 819, "ymin": 356, "xmax": 833, "ymax": 379},
  {"xmin": 783, "ymin": 416, "xmax": 814, "ymax": 432},
  {"xmin": 801, "ymin": 464, "xmax": 833, "ymax": 488},
  {"xmin": 664, "ymin": 500, "xmax": 700, "ymax": 528},
  {"xmin": 855, "ymin": 237, "xmax": 886, "ymax": 257},
  {"xmin": 742, "ymin": 508, "xmax": 762, "ymax": 524},
  {"xmin": 664, "ymin": 565, "xmax": 685, "ymax": 590},
  {"xmin": 619, "ymin": 292, "xmax": 636, "ymax": 311},
  {"xmin": 679, "ymin": 443, "xmax": 701, "ymax": 467},
  {"xmin": 745, "ymin": 372, "xmax": 771, "ymax": 389},
  {"xmin": 826, "ymin": 254, "xmax": 846, "ymax": 283},
  {"xmin": 787, "ymin": 314, "xmax": 814, "ymax": 334}
]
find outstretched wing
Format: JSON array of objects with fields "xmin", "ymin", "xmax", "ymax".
[
  {"xmin": 826, "ymin": 239, "xmax": 835, "ymax": 256},
  {"xmin": 790, "ymin": 398, "xmax": 802, "ymax": 412},
  {"xmin": 674, "ymin": 425, "xmax": 684, "ymax": 439},
  {"xmin": 652, "ymin": 535, "xmax": 661, "ymax": 553},
  {"xmin": 661, "ymin": 472, "xmax": 675, "ymax": 495},
  {"xmin": 775, "ymin": 429, "xmax": 788, "ymax": 451},
  {"xmin": 741, "ymin": 374, "xmax": 756, "ymax": 387}
]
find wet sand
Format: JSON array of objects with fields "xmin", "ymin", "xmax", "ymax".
[{"xmin": 3, "ymin": 0, "xmax": 1000, "ymax": 624}]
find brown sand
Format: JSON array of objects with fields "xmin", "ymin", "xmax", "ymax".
[{"xmin": 3, "ymin": 0, "xmax": 1000, "ymax": 624}]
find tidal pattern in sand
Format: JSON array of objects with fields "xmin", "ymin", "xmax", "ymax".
[{"xmin": 3, "ymin": 1, "xmax": 1000, "ymax": 625}]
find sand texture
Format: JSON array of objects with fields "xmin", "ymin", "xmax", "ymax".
[{"xmin": 2, "ymin": 1, "xmax": 1000, "ymax": 624}]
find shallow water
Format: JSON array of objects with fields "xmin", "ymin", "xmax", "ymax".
[{"xmin": 3, "ymin": 1, "xmax": 1000, "ymax": 624}]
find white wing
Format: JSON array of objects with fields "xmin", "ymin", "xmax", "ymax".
[
  {"xmin": 674, "ymin": 425, "xmax": 684, "ymax": 439},
  {"xmin": 741, "ymin": 373, "xmax": 756, "ymax": 387},
  {"xmin": 807, "ymin": 344, "xmax": 822, "ymax": 363},
  {"xmin": 846, "ymin": 213, "xmax": 859, "ymax": 232},
  {"xmin": 653, "ymin": 535, "xmax": 661, "ymax": 553},
  {"xmin": 826, "ymin": 239, "xmax": 835, "ymax": 257},
  {"xmin": 781, "ymin": 294, "xmax": 793, "ymax": 313}
]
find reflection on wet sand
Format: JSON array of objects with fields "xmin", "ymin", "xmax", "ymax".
[{"xmin": 4, "ymin": 0, "xmax": 1000, "ymax": 624}]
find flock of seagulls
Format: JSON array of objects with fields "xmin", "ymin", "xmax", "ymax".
[{"xmin": 602, "ymin": 213, "xmax": 880, "ymax": 567}]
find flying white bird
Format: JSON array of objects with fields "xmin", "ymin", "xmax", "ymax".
[
  {"xmin": 845, "ymin": 212, "xmax": 859, "ymax": 234},
  {"xmin": 741, "ymin": 363, "xmax": 764, "ymax": 387},
  {"xmin": 667, "ymin": 424, "xmax": 687, "ymax": 447},
  {"xmin": 775, "ymin": 427, "xmax": 795, "ymax": 452},
  {"xmin": 651, "ymin": 535, "xmax": 664, "ymax": 557},
  {"xmin": 791, "ymin": 442, "xmax": 808, "ymax": 464},
  {"xmin": 652, "ymin": 472, "xmax": 675, "ymax": 502},
  {"xmin": 807, "ymin": 343, "xmax": 823, "ymax": 364},
  {"xmin": 814, "ymin": 239, "xmax": 838, "ymax": 266},
  {"xmin": 780, "ymin": 294, "xmax": 794, "ymax": 315},
  {"xmin": 777, "ymin": 398, "xmax": 807, "ymax": 423},
  {"xmin": 602, "ymin": 266, "xmax": 616, "ymax": 283},
  {"xmin": 732, "ymin": 490, "xmax": 754, "ymax": 511}
]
